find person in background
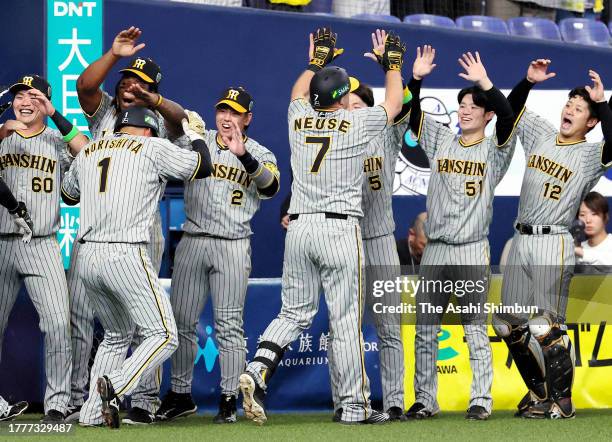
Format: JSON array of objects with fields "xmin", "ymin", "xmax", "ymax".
[
  {"xmin": 575, "ymin": 191, "xmax": 612, "ymax": 270},
  {"xmin": 396, "ymin": 211, "xmax": 427, "ymax": 272}
]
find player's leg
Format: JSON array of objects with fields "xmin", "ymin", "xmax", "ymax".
[
  {"xmin": 155, "ymin": 234, "xmax": 210, "ymax": 422},
  {"xmin": 0, "ymin": 238, "xmax": 22, "ymax": 367},
  {"xmin": 19, "ymin": 236, "xmax": 72, "ymax": 419},
  {"xmin": 66, "ymin": 240, "xmax": 95, "ymax": 421},
  {"xmin": 242, "ymin": 218, "xmax": 321, "ymax": 425},
  {"xmin": 209, "ymin": 237, "xmax": 251, "ymax": 423},
  {"xmin": 411, "ymin": 241, "xmax": 449, "ymax": 418},
  {"xmin": 363, "ymin": 234, "xmax": 404, "ymax": 419},
  {"xmin": 126, "ymin": 214, "xmax": 166, "ymax": 422},
  {"xmin": 495, "ymin": 233, "xmax": 547, "ymax": 416},
  {"xmin": 453, "ymin": 240, "xmax": 493, "ymax": 419},
  {"xmin": 528, "ymin": 233, "xmax": 575, "ymax": 419}
]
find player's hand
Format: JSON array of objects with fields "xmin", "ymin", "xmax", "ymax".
[
  {"xmin": 308, "ymin": 27, "xmax": 344, "ymax": 71},
  {"xmin": 458, "ymin": 52, "xmax": 492, "ymax": 90},
  {"xmin": 222, "ymin": 120, "xmax": 246, "ymax": 157},
  {"xmin": 184, "ymin": 110, "xmax": 206, "ymax": 136},
  {"xmin": 181, "ymin": 118, "xmax": 204, "ymax": 142},
  {"xmin": 27, "ymin": 89, "xmax": 55, "ymax": 116},
  {"xmin": 125, "ymin": 83, "xmax": 158, "ymax": 107},
  {"xmin": 281, "ymin": 214, "xmax": 290, "ymax": 230},
  {"xmin": 364, "ymin": 29, "xmax": 386, "ymax": 65},
  {"xmin": 9, "ymin": 202, "xmax": 33, "ymax": 244},
  {"xmin": 412, "ymin": 45, "xmax": 437, "ymax": 80},
  {"xmin": 585, "ymin": 70, "xmax": 605, "ymax": 103},
  {"xmin": 377, "ymin": 31, "xmax": 406, "ymax": 73},
  {"xmin": 0, "ymin": 120, "xmax": 27, "ymax": 139},
  {"xmin": 526, "ymin": 59, "xmax": 556, "ymax": 84},
  {"xmin": 111, "ymin": 26, "xmax": 145, "ymax": 58}
]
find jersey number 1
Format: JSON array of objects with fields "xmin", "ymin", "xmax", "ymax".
[
  {"xmin": 98, "ymin": 157, "xmax": 111, "ymax": 193},
  {"xmin": 306, "ymin": 136, "xmax": 331, "ymax": 173}
]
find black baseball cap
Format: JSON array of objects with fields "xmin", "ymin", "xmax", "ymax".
[
  {"xmin": 115, "ymin": 106, "xmax": 159, "ymax": 136},
  {"xmin": 215, "ymin": 87, "xmax": 253, "ymax": 114},
  {"xmin": 9, "ymin": 75, "xmax": 51, "ymax": 99},
  {"xmin": 119, "ymin": 57, "xmax": 162, "ymax": 85}
]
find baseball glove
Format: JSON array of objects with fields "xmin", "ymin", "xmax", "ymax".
[
  {"xmin": 373, "ymin": 32, "xmax": 407, "ymax": 73},
  {"xmin": 308, "ymin": 27, "xmax": 344, "ymax": 72}
]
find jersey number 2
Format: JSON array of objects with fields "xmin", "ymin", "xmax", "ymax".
[
  {"xmin": 98, "ymin": 157, "xmax": 111, "ymax": 193},
  {"xmin": 306, "ymin": 136, "xmax": 331, "ymax": 173}
]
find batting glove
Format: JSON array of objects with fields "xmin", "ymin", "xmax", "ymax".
[
  {"xmin": 9, "ymin": 201, "xmax": 33, "ymax": 244},
  {"xmin": 308, "ymin": 27, "xmax": 344, "ymax": 72}
]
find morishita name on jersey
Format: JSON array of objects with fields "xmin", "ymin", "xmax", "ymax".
[
  {"xmin": 293, "ymin": 116, "xmax": 352, "ymax": 133},
  {"xmin": 84, "ymin": 137, "xmax": 144, "ymax": 156},
  {"xmin": 527, "ymin": 154, "xmax": 574, "ymax": 183},
  {"xmin": 436, "ymin": 158, "xmax": 486, "ymax": 176},
  {"xmin": 0, "ymin": 153, "xmax": 57, "ymax": 173}
]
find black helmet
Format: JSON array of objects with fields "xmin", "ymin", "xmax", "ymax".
[
  {"xmin": 115, "ymin": 106, "xmax": 159, "ymax": 136},
  {"xmin": 309, "ymin": 66, "xmax": 359, "ymax": 110}
]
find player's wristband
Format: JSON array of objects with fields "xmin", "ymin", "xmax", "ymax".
[
  {"xmin": 62, "ymin": 126, "xmax": 80, "ymax": 143},
  {"xmin": 154, "ymin": 94, "xmax": 163, "ymax": 108},
  {"xmin": 51, "ymin": 111, "xmax": 75, "ymax": 136},
  {"xmin": 237, "ymin": 151, "xmax": 259, "ymax": 174},
  {"xmin": 307, "ymin": 64, "xmax": 322, "ymax": 73}
]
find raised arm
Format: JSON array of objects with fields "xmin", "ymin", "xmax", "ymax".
[
  {"xmin": 507, "ymin": 59, "xmax": 556, "ymax": 117},
  {"xmin": 291, "ymin": 28, "xmax": 344, "ymax": 101},
  {"xmin": 408, "ymin": 45, "xmax": 437, "ymax": 137},
  {"xmin": 76, "ymin": 26, "xmax": 145, "ymax": 115},
  {"xmin": 457, "ymin": 51, "xmax": 514, "ymax": 146},
  {"xmin": 586, "ymin": 70, "xmax": 612, "ymax": 165}
]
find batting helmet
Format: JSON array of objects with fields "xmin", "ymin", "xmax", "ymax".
[
  {"xmin": 115, "ymin": 106, "xmax": 159, "ymax": 136},
  {"xmin": 309, "ymin": 66, "xmax": 359, "ymax": 110}
]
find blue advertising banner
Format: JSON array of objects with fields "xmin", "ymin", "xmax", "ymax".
[{"xmin": 46, "ymin": 0, "xmax": 103, "ymax": 267}]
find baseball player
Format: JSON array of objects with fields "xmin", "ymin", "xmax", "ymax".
[
  {"xmin": 239, "ymin": 27, "xmax": 405, "ymax": 425},
  {"xmin": 68, "ymin": 26, "xmax": 189, "ymax": 424},
  {"xmin": 405, "ymin": 47, "xmax": 517, "ymax": 421},
  {"xmin": 0, "ymin": 75, "xmax": 88, "ymax": 423},
  {"xmin": 60, "ymin": 107, "xmax": 213, "ymax": 429},
  {"xmin": 154, "ymin": 87, "xmax": 280, "ymax": 424},
  {"xmin": 494, "ymin": 61, "xmax": 612, "ymax": 419},
  {"xmin": 0, "ymin": 396, "xmax": 28, "ymax": 422}
]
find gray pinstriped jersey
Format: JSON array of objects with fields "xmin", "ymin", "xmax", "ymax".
[
  {"xmin": 360, "ymin": 119, "xmax": 408, "ymax": 239},
  {"xmin": 61, "ymin": 134, "xmax": 199, "ymax": 243},
  {"xmin": 287, "ymin": 98, "xmax": 388, "ymax": 217},
  {"xmin": 515, "ymin": 109, "xmax": 609, "ymax": 228},
  {"xmin": 0, "ymin": 127, "xmax": 73, "ymax": 235},
  {"xmin": 418, "ymin": 115, "xmax": 516, "ymax": 244},
  {"xmin": 182, "ymin": 130, "xmax": 277, "ymax": 238}
]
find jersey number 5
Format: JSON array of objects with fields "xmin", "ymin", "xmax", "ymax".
[
  {"xmin": 306, "ymin": 136, "xmax": 331, "ymax": 173},
  {"xmin": 98, "ymin": 157, "xmax": 111, "ymax": 193}
]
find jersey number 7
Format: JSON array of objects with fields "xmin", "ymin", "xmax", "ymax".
[{"xmin": 306, "ymin": 136, "xmax": 331, "ymax": 174}]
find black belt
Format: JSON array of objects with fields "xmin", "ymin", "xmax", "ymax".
[
  {"xmin": 289, "ymin": 212, "xmax": 348, "ymax": 221},
  {"xmin": 515, "ymin": 223, "xmax": 551, "ymax": 235}
]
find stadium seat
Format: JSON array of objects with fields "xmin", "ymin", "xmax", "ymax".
[
  {"xmin": 609, "ymin": 21, "xmax": 612, "ymax": 35},
  {"xmin": 559, "ymin": 18, "xmax": 611, "ymax": 47},
  {"xmin": 403, "ymin": 14, "xmax": 456, "ymax": 28},
  {"xmin": 303, "ymin": 0, "xmax": 332, "ymax": 13},
  {"xmin": 507, "ymin": 17, "xmax": 561, "ymax": 41},
  {"xmin": 455, "ymin": 15, "xmax": 509, "ymax": 35},
  {"xmin": 352, "ymin": 14, "xmax": 401, "ymax": 23}
]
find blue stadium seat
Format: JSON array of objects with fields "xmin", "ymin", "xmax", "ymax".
[
  {"xmin": 456, "ymin": 15, "xmax": 509, "ymax": 35},
  {"xmin": 303, "ymin": 0, "xmax": 332, "ymax": 13},
  {"xmin": 559, "ymin": 18, "xmax": 610, "ymax": 47},
  {"xmin": 507, "ymin": 17, "xmax": 561, "ymax": 41},
  {"xmin": 403, "ymin": 14, "xmax": 456, "ymax": 28},
  {"xmin": 352, "ymin": 14, "xmax": 401, "ymax": 23}
]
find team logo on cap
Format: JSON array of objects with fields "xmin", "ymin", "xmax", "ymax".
[
  {"xmin": 22, "ymin": 76, "xmax": 34, "ymax": 87},
  {"xmin": 227, "ymin": 90, "xmax": 239, "ymax": 100},
  {"xmin": 133, "ymin": 58, "xmax": 146, "ymax": 69}
]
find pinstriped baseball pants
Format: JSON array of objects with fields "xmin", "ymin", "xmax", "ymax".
[
  {"xmin": 248, "ymin": 214, "xmax": 372, "ymax": 422},
  {"xmin": 0, "ymin": 235, "xmax": 71, "ymax": 414},
  {"xmin": 414, "ymin": 239, "xmax": 493, "ymax": 413},
  {"xmin": 329, "ymin": 233, "xmax": 404, "ymax": 411},
  {"xmin": 77, "ymin": 243, "xmax": 177, "ymax": 426}
]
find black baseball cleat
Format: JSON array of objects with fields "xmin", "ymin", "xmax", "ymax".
[
  {"xmin": 340, "ymin": 410, "xmax": 390, "ymax": 425},
  {"xmin": 123, "ymin": 407, "xmax": 155, "ymax": 425},
  {"xmin": 544, "ymin": 399, "xmax": 575, "ymax": 420},
  {"xmin": 520, "ymin": 400, "xmax": 553, "ymax": 419},
  {"xmin": 332, "ymin": 408, "xmax": 343, "ymax": 422},
  {"xmin": 97, "ymin": 376, "xmax": 120, "ymax": 429},
  {"xmin": 155, "ymin": 391, "xmax": 197, "ymax": 422},
  {"xmin": 64, "ymin": 404, "xmax": 82, "ymax": 423},
  {"xmin": 405, "ymin": 402, "xmax": 437, "ymax": 420},
  {"xmin": 466, "ymin": 405, "xmax": 490, "ymax": 420},
  {"xmin": 41, "ymin": 409, "xmax": 65, "ymax": 423},
  {"xmin": 239, "ymin": 372, "xmax": 267, "ymax": 425},
  {"xmin": 387, "ymin": 406, "xmax": 408, "ymax": 422},
  {"xmin": 213, "ymin": 394, "xmax": 237, "ymax": 424},
  {"xmin": 0, "ymin": 401, "xmax": 28, "ymax": 422}
]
